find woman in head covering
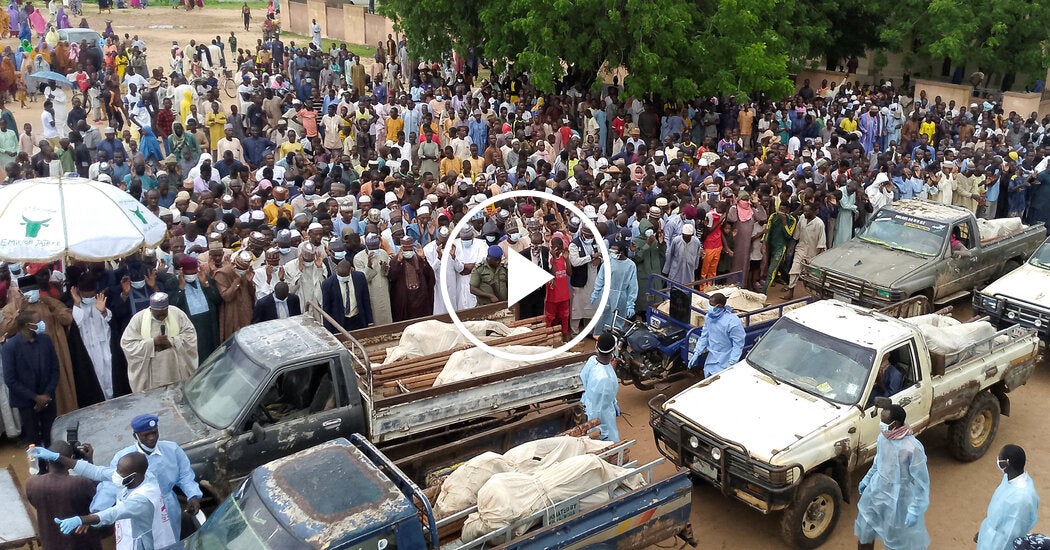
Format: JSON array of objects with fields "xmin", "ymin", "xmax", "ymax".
[
  {"xmin": 0, "ymin": 5, "xmax": 9, "ymax": 39},
  {"xmin": 31, "ymin": 52, "xmax": 48, "ymax": 73},
  {"xmin": 55, "ymin": 7, "xmax": 69, "ymax": 28},
  {"xmin": 138, "ymin": 126, "xmax": 163, "ymax": 165},
  {"xmin": 4, "ymin": 1, "xmax": 15, "ymax": 37}
]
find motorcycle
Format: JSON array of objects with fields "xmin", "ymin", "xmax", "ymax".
[{"xmin": 605, "ymin": 311, "xmax": 699, "ymax": 391}]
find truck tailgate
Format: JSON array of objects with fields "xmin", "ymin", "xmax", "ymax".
[{"xmin": 369, "ymin": 355, "xmax": 584, "ymax": 444}]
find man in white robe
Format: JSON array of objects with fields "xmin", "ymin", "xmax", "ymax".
[
  {"xmin": 424, "ymin": 227, "xmax": 457, "ymax": 314},
  {"xmin": 354, "ymin": 233, "xmax": 392, "ymax": 325},
  {"xmin": 120, "ymin": 293, "xmax": 198, "ymax": 393},
  {"xmin": 283, "ymin": 244, "xmax": 327, "ymax": 311},
  {"xmin": 72, "ymin": 278, "xmax": 114, "ymax": 399},
  {"xmin": 787, "ymin": 204, "xmax": 827, "ymax": 299},
  {"xmin": 568, "ymin": 225, "xmax": 601, "ymax": 332},
  {"xmin": 449, "ymin": 226, "xmax": 487, "ymax": 311}
]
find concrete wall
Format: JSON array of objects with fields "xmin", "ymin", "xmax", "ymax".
[
  {"xmin": 282, "ymin": 0, "xmax": 394, "ymax": 47},
  {"xmin": 911, "ymin": 79, "xmax": 972, "ymax": 112},
  {"xmin": 1002, "ymin": 92, "xmax": 1041, "ymax": 118}
]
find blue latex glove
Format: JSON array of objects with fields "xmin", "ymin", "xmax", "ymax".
[
  {"xmin": 55, "ymin": 516, "xmax": 83, "ymax": 534},
  {"xmin": 28, "ymin": 446, "xmax": 59, "ymax": 462},
  {"xmin": 904, "ymin": 511, "xmax": 918, "ymax": 527},
  {"xmin": 626, "ymin": 308, "xmax": 635, "ymax": 319},
  {"xmin": 858, "ymin": 481, "xmax": 867, "ymax": 495}
]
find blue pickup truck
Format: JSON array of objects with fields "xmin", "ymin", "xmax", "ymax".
[
  {"xmin": 610, "ymin": 272, "xmax": 813, "ymax": 389},
  {"xmin": 168, "ymin": 435, "xmax": 695, "ymax": 550}
]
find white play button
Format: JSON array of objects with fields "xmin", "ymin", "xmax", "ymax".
[{"xmin": 506, "ymin": 247, "xmax": 553, "ymax": 308}]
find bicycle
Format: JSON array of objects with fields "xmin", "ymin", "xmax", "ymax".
[{"xmin": 218, "ymin": 68, "xmax": 238, "ymax": 99}]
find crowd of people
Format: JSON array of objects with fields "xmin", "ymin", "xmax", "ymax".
[{"xmin": 2, "ymin": 6, "xmax": 1050, "ymax": 547}]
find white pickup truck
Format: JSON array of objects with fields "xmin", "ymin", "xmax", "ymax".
[
  {"xmin": 649, "ymin": 300, "xmax": 1039, "ymax": 548},
  {"xmin": 973, "ymin": 235, "xmax": 1050, "ymax": 342}
]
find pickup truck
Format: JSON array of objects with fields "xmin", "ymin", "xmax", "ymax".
[
  {"xmin": 611, "ymin": 272, "xmax": 811, "ymax": 389},
  {"xmin": 801, "ymin": 199, "xmax": 1045, "ymax": 308},
  {"xmin": 649, "ymin": 299, "xmax": 1039, "ymax": 548},
  {"xmin": 51, "ymin": 307, "xmax": 586, "ymax": 500},
  {"xmin": 166, "ymin": 435, "xmax": 696, "ymax": 550},
  {"xmin": 973, "ymin": 236, "xmax": 1050, "ymax": 342}
]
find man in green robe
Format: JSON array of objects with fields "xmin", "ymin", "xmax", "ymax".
[
  {"xmin": 631, "ymin": 218, "xmax": 665, "ymax": 318},
  {"xmin": 169, "ymin": 256, "xmax": 223, "ymax": 362}
]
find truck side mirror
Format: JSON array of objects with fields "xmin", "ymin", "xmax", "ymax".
[
  {"xmin": 873, "ymin": 396, "xmax": 892, "ymax": 409},
  {"xmin": 248, "ymin": 422, "xmax": 266, "ymax": 444}
]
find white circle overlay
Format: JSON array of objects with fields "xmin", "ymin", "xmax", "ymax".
[{"xmin": 439, "ymin": 190, "xmax": 612, "ymax": 362}]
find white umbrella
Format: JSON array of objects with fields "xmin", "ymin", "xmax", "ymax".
[{"xmin": 0, "ymin": 176, "xmax": 166, "ymax": 262}]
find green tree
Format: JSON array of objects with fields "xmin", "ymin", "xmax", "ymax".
[
  {"xmin": 381, "ymin": 0, "xmax": 798, "ymax": 101},
  {"xmin": 878, "ymin": 0, "xmax": 1050, "ymax": 81}
]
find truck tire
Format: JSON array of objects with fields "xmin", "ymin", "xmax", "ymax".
[
  {"xmin": 948, "ymin": 391, "xmax": 1000, "ymax": 462},
  {"xmin": 999, "ymin": 260, "xmax": 1021, "ymax": 278},
  {"xmin": 779, "ymin": 473, "xmax": 842, "ymax": 549}
]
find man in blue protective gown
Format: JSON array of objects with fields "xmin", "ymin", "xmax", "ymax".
[
  {"xmin": 687, "ymin": 292, "xmax": 745, "ymax": 378},
  {"xmin": 580, "ymin": 332, "xmax": 620, "ymax": 442},
  {"xmin": 590, "ymin": 239, "xmax": 638, "ymax": 337},
  {"xmin": 856, "ymin": 404, "xmax": 930, "ymax": 550},
  {"xmin": 975, "ymin": 444, "xmax": 1040, "ymax": 550},
  {"xmin": 90, "ymin": 414, "xmax": 203, "ymax": 540}
]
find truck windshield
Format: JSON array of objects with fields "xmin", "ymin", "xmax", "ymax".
[
  {"xmin": 747, "ymin": 318, "xmax": 875, "ymax": 405},
  {"xmin": 857, "ymin": 210, "xmax": 949, "ymax": 256},
  {"xmin": 187, "ymin": 481, "xmax": 304, "ymax": 550},
  {"xmin": 184, "ymin": 343, "xmax": 266, "ymax": 429},
  {"xmin": 1028, "ymin": 241, "xmax": 1050, "ymax": 270}
]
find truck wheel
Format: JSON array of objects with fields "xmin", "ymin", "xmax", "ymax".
[
  {"xmin": 779, "ymin": 474, "xmax": 842, "ymax": 549},
  {"xmin": 948, "ymin": 391, "xmax": 1000, "ymax": 462}
]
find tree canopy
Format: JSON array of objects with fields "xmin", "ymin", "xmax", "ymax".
[{"xmin": 380, "ymin": 0, "xmax": 1050, "ymax": 100}]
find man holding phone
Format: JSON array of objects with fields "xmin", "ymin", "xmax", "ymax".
[{"xmin": 118, "ymin": 293, "xmax": 198, "ymax": 393}]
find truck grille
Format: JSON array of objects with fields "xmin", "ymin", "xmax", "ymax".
[
  {"xmin": 822, "ymin": 272, "xmax": 864, "ymax": 299},
  {"xmin": 651, "ymin": 407, "xmax": 794, "ymax": 490},
  {"xmin": 1000, "ymin": 300, "xmax": 1050, "ymax": 336}
]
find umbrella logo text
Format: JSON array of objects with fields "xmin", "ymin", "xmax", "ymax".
[
  {"xmin": 130, "ymin": 207, "xmax": 147, "ymax": 224},
  {"xmin": 21, "ymin": 215, "xmax": 51, "ymax": 238}
]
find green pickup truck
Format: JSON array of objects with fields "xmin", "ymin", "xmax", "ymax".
[{"xmin": 802, "ymin": 200, "xmax": 1045, "ymax": 307}]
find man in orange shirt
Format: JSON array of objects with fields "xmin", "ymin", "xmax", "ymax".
[{"xmin": 737, "ymin": 103, "xmax": 756, "ymax": 149}]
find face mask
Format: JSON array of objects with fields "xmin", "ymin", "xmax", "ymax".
[
  {"xmin": 584, "ymin": 238, "xmax": 594, "ymax": 244},
  {"xmin": 279, "ymin": 246, "xmax": 291, "ymax": 254},
  {"xmin": 879, "ymin": 422, "xmax": 890, "ymax": 432},
  {"xmin": 461, "ymin": 239, "xmax": 473, "ymax": 248},
  {"xmin": 160, "ymin": 253, "xmax": 172, "ymax": 265},
  {"xmin": 485, "ymin": 235, "xmax": 497, "ymax": 244},
  {"xmin": 304, "ymin": 194, "xmax": 315, "ymax": 201},
  {"xmin": 7, "ymin": 264, "xmax": 20, "ymax": 275},
  {"xmin": 275, "ymin": 200, "xmax": 287, "ymax": 207},
  {"xmin": 81, "ymin": 296, "xmax": 96, "ymax": 306},
  {"xmin": 997, "ymin": 459, "xmax": 1009, "ymax": 473},
  {"xmin": 234, "ymin": 268, "xmax": 247, "ymax": 276},
  {"xmin": 111, "ymin": 471, "xmax": 133, "ymax": 487},
  {"xmin": 222, "ymin": 208, "xmax": 233, "ymax": 215},
  {"xmin": 131, "ymin": 280, "xmax": 146, "ymax": 289},
  {"xmin": 333, "ymin": 251, "xmax": 346, "ymax": 260},
  {"xmin": 184, "ymin": 274, "xmax": 199, "ymax": 283},
  {"xmin": 274, "ymin": 297, "xmax": 286, "ymax": 304},
  {"xmin": 402, "ymin": 250, "xmax": 415, "ymax": 259},
  {"xmin": 136, "ymin": 439, "xmax": 156, "ymax": 454},
  {"xmin": 23, "ymin": 289, "xmax": 40, "ymax": 303},
  {"xmin": 34, "ymin": 320, "xmax": 46, "ymax": 334},
  {"xmin": 337, "ymin": 275, "xmax": 351, "ymax": 284},
  {"xmin": 645, "ymin": 229, "xmax": 655, "ymax": 238}
]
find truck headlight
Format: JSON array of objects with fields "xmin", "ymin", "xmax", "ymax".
[
  {"xmin": 979, "ymin": 295, "xmax": 999, "ymax": 311},
  {"xmin": 808, "ymin": 267, "xmax": 822, "ymax": 277},
  {"xmin": 876, "ymin": 289, "xmax": 892, "ymax": 298},
  {"xmin": 1007, "ymin": 311, "xmax": 1018, "ymax": 320},
  {"xmin": 688, "ymin": 435, "xmax": 700, "ymax": 449},
  {"xmin": 711, "ymin": 448, "xmax": 722, "ymax": 461},
  {"xmin": 1035, "ymin": 319, "xmax": 1043, "ymax": 328}
]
